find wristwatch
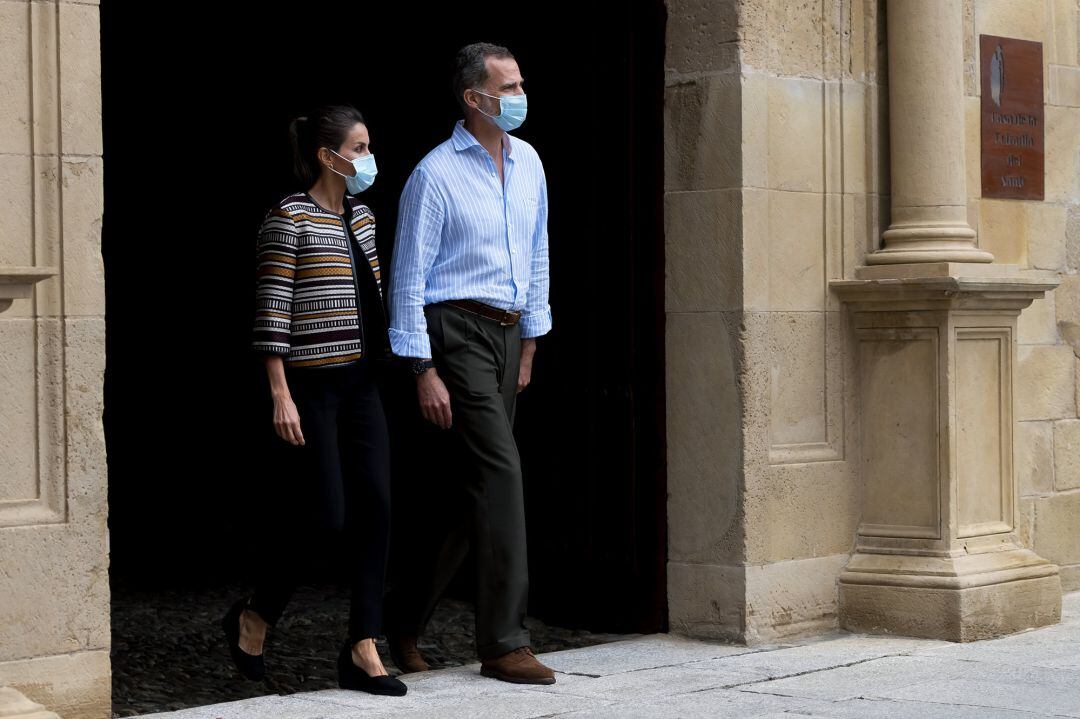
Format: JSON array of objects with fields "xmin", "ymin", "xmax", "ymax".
[{"xmin": 410, "ymin": 358, "xmax": 435, "ymax": 376}]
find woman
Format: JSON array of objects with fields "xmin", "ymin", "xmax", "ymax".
[{"xmin": 222, "ymin": 105, "xmax": 405, "ymax": 697}]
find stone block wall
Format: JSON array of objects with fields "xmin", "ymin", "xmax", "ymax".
[
  {"xmin": 0, "ymin": 1, "xmax": 110, "ymax": 717},
  {"xmin": 979, "ymin": 0, "xmax": 1080, "ymax": 593}
]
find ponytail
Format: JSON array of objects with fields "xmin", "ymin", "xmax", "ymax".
[{"xmin": 289, "ymin": 116, "xmax": 316, "ymax": 188}]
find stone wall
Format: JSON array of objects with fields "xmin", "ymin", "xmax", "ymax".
[
  {"xmin": 0, "ymin": 1, "xmax": 110, "ymax": 717},
  {"xmin": 975, "ymin": 0, "xmax": 1080, "ymax": 592},
  {"xmin": 665, "ymin": 0, "xmax": 1080, "ymax": 643}
]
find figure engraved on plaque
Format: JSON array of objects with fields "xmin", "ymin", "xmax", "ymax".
[{"xmin": 990, "ymin": 44, "xmax": 1004, "ymax": 108}]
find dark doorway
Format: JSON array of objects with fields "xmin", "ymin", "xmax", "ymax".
[{"xmin": 102, "ymin": 0, "xmax": 666, "ymax": 645}]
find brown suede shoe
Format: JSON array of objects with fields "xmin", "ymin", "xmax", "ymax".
[
  {"xmin": 480, "ymin": 647, "xmax": 556, "ymax": 685},
  {"xmin": 387, "ymin": 634, "xmax": 429, "ymax": 674}
]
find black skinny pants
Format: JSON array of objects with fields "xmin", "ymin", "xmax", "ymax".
[{"xmin": 249, "ymin": 360, "xmax": 391, "ymax": 643}]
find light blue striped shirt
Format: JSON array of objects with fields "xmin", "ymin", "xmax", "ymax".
[{"xmin": 388, "ymin": 120, "xmax": 552, "ymax": 358}]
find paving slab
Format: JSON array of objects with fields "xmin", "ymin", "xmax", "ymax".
[
  {"xmin": 539, "ymin": 634, "xmax": 755, "ymax": 677},
  {"xmin": 134, "ymin": 694, "xmax": 361, "ymax": 719},
  {"xmin": 536, "ymin": 662, "xmax": 763, "ymax": 701},
  {"xmin": 683, "ymin": 633, "xmax": 947, "ymax": 682},
  {"xmin": 553, "ymin": 687, "xmax": 830, "ymax": 718},
  {"xmin": 347, "ymin": 689, "xmax": 611, "ymax": 719},
  {"xmin": 792, "ymin": 697, "xmax": 1054, "ymax": 719},
  {"xmin": 876, "ymin": 678, "xmax": 1080, "ymax": 717},
  {"xmin": 738, "ymin": 655, "xmax": 970, "ymax": 701},
  {"xmin": 914, "ymin": 630, "xmax": 1080, "ymax": 668}
]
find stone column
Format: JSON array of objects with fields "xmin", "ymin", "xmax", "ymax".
[{"xmin": 868, "ymin": 0, "xmax": 993, "ymax": 265}]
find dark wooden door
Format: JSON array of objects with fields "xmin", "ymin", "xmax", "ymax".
[
  {"xmin": 101, "ymin": 0, "xmax": 667, "ymax": 632},
  {"xmin": 507, "ymin": 5, "xmax": 668, "ymax": 633}
]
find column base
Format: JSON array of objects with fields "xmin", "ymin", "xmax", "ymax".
[
  {"xmin": 868, "ymin": 212, "xmax": 993, "ymax": 265},
  {"xmin": 839, "ymin": 549, "xmax": 1062, "ymax": 641},
  {"xmin": 865, "ymin": 247, "xmax": 995, "ymax": 265}
]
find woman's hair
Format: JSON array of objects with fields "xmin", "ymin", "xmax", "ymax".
[{"xmin": 288, "ymin": 105, "xmax": 366, "ymax": 187}]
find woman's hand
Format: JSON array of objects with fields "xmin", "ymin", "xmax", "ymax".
[
  {"xmin": 273, "ymin": 394, "xmax": 305, "ymax": 446},
  {"xmin": 265, "ymin": 356, "xmax": 304, "ymax": 445}
]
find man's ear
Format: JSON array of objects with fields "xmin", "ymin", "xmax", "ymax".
[{"xmin": 463, "ymin": 89, "xmax": 481, "ymax": 111}]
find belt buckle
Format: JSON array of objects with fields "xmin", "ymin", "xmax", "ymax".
[{"xmin": 499, "ymin": 311, "xmax": 514, "ymax": 326}]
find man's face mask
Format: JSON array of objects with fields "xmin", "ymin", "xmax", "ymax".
[{"xmin": 473, "ymin": 90, "xmax": 528, "ymax": 132}]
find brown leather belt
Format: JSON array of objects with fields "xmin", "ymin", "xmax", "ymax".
[{"xmin": 443, "ymin": 300, "xmax": 522, "ymax": 327}]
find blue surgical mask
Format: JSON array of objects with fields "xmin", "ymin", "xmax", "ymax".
[
  {"xmin": 475, "ymin": 90, "xmax": 528, "ymax": 132},
  {"xmin": 328, "ymin": 149, "xmax": 378, "ymax": 194}
]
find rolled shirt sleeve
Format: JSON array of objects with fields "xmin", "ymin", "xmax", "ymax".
[
  {"xmin": 252, "ymin": 208, "xmax": 298, "ymax": 356},
  {"xmin": 521, "ymin": 170, "xmax": 551, "ymax": 339},
  {"xmin": 389, "ymin": 167, "xmax": 445, "ymax": 359}
]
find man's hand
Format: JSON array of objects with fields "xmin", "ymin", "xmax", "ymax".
[
  {"xmin": 518, "ymin": 338, "xmax": 536, "ymax": 394},
  {"xmin": 417, "ymin": 368, "xmax": 453, "ymax": 429}
]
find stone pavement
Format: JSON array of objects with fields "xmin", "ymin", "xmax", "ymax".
[
  {"xmin": 111, "ymin": 583, "xmax": 625, "ymax": 716},
  {"xmin": 137, "ymin": 592, "xmax": 1080, "ymax": 718}
]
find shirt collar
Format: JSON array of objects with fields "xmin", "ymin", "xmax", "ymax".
[{"xmin": 451, "ymin": 119, "xmax": 513, "ymax": 158}]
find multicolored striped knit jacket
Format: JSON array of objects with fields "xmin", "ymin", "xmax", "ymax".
[{"xmin": 252, "ymin": 192, "xmax": 384, "ymax": 369}]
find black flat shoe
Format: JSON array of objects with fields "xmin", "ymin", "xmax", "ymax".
[
  {"xmin": 221, "ymin": 599, "xmax": 266, "ymax": 681},
  {"xmin": 337, "ymin": 642, "xmax": 407, "ymax": 696}
]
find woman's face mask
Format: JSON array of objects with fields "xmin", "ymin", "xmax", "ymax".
[{"xmin": 327, "ymin": 149, "xmax": 378, "ymax": 194}]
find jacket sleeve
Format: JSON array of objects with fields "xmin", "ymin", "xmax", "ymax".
[{"xmin": 252, "ymin": 208, "xmax": 299, "ymax": 356}]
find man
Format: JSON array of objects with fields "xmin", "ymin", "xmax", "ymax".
[{"xmin": 385, "ymin": 43, "xmax": 554, "ymax": 685}]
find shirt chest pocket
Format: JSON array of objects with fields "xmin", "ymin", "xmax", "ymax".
[{"xmin": 512, "ymin": 197, "xmax": 540, "ymax": 236}]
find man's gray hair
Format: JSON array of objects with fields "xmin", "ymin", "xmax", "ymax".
[{"xmin": 453, "ymin": 42, "xmax": 515, "ymax": 112}]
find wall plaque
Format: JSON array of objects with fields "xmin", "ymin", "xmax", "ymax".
[{"xmin": 980, "ymin": 35, "xmax": 1044, "ymax": 200}]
